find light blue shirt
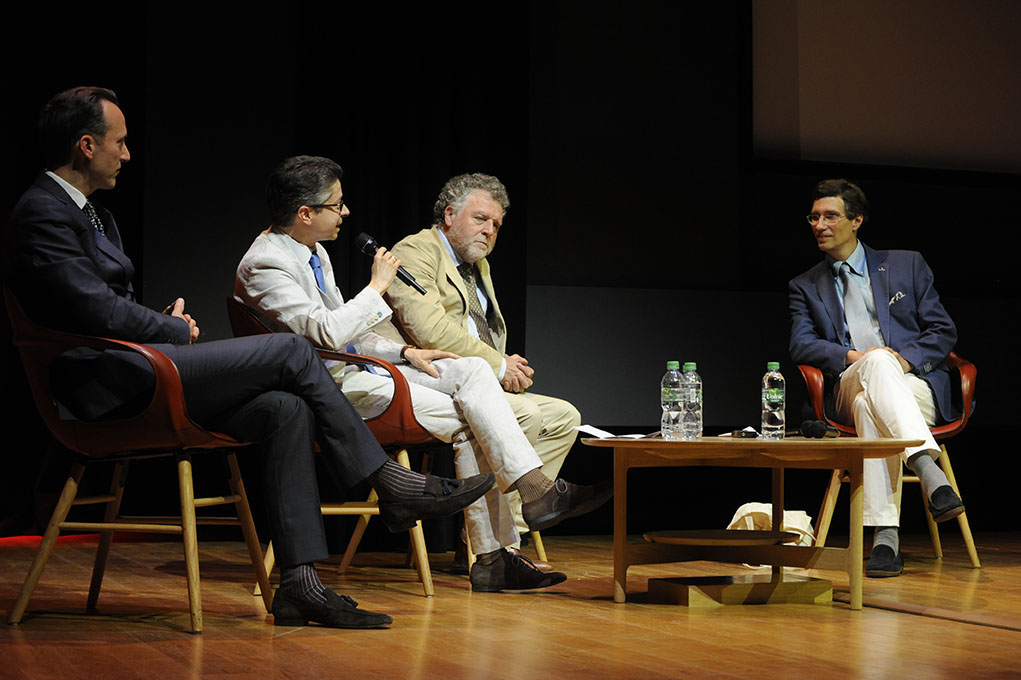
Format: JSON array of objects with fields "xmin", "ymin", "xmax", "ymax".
[
  {"xmin": 828, "ymin": 240, "xmax": 885, "ymax": 349},
  {"xmin": 437, "ymin": 229, "xmax": 506, "ymax": 379}
]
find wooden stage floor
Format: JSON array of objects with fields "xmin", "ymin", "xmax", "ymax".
[{"xmin": 1, "ymin": 532, "xmax": 1019, "ymax": 679}]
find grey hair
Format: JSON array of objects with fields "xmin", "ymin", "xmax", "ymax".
[{"xmin": 432, "ymin": 173, "xmax": 510, "ymax": 227}]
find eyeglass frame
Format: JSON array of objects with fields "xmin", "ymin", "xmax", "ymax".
[
  {"xmin": 805, "ymin": 212, "xmax": 849, "ymax": 226},
  {"xmin": 310, "ymin": 199, "xmax": 345, "ymax": 213}
]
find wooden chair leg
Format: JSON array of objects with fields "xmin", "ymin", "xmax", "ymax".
[
  {"xmin": 8, "ymin": 463, "xmax": 85, "ymax": 626},
  {"xmin": 465, "ymin": 526, "xmax": 476, "ymax": 570},
  {"xmin": 938, "ymin": 444, "xmax": 981, "ymax": 568},
  {"xmin": 917, "ymin": 480, "xmax": 944, "ymax": 559},
  {"xmin": 395, "ymin": 448, "xmax": 433, "ymax": 596},
  {"xmin": 177, "ymin": 454, "xmax": 203, "ymax": 633},
  {"xmin": 227, "ymin": 454, "xmax": 273, "ymax": 611},
  {"xmin": 338, "ymin": 489, "xmax": 377, "ymax": 574},
  {"xmin": 255, "ymin": 542, "xmax": 276, "ymax": 596},
  {"xmin": 531, "ymin": 531, "xmax": 548, "ymax": 563},
  {"xmin": 814, "ymin": 469, "xmax": 843, "ymax": 548},
  {"xmin": 87, "ymin": 461, "xmax": 128, "ymax": 610}
]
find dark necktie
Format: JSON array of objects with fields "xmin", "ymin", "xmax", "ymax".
[
  {"xmin": 309, "ymin": 252, "xmax": 326, "ymax": 292},
  {"xmin": 83, "ymin": 201, "xmax": 106, "ymax": 237},
  {"xmin": 840, "ymin": 262, "xmax": 882, "ymax": 350},
  {"xmin": 457, "ymin": 262, "xmax": 496, "ymax": 349}
]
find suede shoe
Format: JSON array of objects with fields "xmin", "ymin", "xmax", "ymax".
[
  {"xmin": 508, "ymin": 546, "xmax": 552, "ymax": 572},
  {"xmin": 865, "ymin": 545, "xmax": 903, "ymax": 578},
  {"xmin": 522, "ymin": 478, "xmax": 613, "ymax": 532},
  {"xmin": 928, "ymin": 485, "xmax": 965, "ymax": 523},
  {"xmin": 272, "ymin": 588, "xmax": 393, "ymax": 628},
  {"xmin": 379, "ymin": 473, "xmax": 494, "ymax": 532},
  {"xmin": 470, "ymin": 550, "xmax": 567, "ymax": 592}
]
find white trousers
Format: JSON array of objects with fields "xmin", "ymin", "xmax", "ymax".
[
  {"xmin": 341, "ymin": 357, "xmax": 543, "ymax": 553},
  {"xmin": 835, "ymin": 350, "xmax": 939, "ymax": 526}
]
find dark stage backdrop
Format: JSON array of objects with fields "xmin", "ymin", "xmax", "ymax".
[{"xmin": 3, "ymin": 1, "xmax": 1018, "ymax": 538}]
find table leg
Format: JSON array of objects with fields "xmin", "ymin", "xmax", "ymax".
[
  {"xmin": 848, "ymin": 460, "xmax": 864, "ymax": 610},
  {"xmin": 613, "ymin": 449, "xmax": 629, "ymax": 603},
  {"xmin": 771, "ymin": 467, "xmax": 785, "ymax": 577}
]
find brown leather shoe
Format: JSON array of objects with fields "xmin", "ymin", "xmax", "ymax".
[
  {"xmin": 508, "ymin": 546, "xmax": 552, "ymax": 572},
  {"xmin": 522, "ymin": 478, "xmax": 613, "ymax": 532}
]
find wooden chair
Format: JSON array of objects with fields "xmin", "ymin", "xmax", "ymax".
[
  {"xmin": 4, "ymin": 289, "xmax": 272, "ymax": 633},
  {"xmin": 798, "ymin": 352, "xmax": 980, "ymax": 567},
  {"xmin": 226, "ymin": 297, "xmax": 436, "ymax": 595}
]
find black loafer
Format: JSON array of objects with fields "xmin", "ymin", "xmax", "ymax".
[
  {"xmin": 379, "ymin": 472, "xmax": 495, "ymax": 532},
  {"xmin": 522, "ymin": 479, "xmax": 613, "ymax": 532},
  {"xmin": 865, "ymin": 545, "xmax": 903, "ymax": 578},
  {"xmin": 928, "ymin": 485, "xmax": 965, "ymax": 523},
  {"xmin": 272, "ymin": 588, "xmax": 393, "ymax": 628},
  {"xmin": 470, "ymin": 550, "xmax": 567, "ymax": 592}
]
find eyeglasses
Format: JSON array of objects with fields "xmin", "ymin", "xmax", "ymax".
[
  {"xmin": 311, "ymin": 199, "xmax": 345, "ymax": 213},
  {"xmin": 806, "ymin": 213, "xmax": 846, "ymax": 226}
]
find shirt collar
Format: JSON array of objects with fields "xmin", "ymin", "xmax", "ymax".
[
  {"xmin": 280, "ymin": 230, "xmax": 320, "ymax": 263},
  {"xmin": 45, "ymin": 171, "xmax": 88, "ymax": 209},
  {"xmin": 436, "ymin": 228, "xmax": 464, "ymax": 266},
  {"xmin": 828, "ymin": 240, "xmax": 867, "ymax": 277}
]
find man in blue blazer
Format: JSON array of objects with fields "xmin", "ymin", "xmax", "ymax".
[
  {"xmin": 788, "ymin": 179, "xmax": 964, "ymax": 577},
  {"xmin": 6, "ymin": 87, "xmax": 491, "ymax": 627}
]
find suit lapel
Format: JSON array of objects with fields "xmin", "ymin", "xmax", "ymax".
[
  {"xmin": 267, "ymin": 231, "xmax": 340, "ymax": 309},
  {"xmin": 812, "ymin": 263, "xmax": 845, "ymax": 341},
  {"xmin": 432, "ymin": 228, "xmax": 471, "ymax": 314},
  {"xmin": 866, "ymin": 246, "xmax": 891, "ymax": 343},
  {"xmin": 35, "ymin": 175, "xmax": 137, "ymax": 289}
]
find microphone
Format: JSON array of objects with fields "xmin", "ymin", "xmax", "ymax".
[
  {"xmin": 800, "ymin": 419, "xmax": 840, "ymax": 439},
  {"xmin": 354, "ymin": 232, "xmax": 427, "ymax": 295}
]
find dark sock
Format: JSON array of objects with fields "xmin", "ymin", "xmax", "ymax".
[
  {"xmin": 369, "ymin": 459, "xmax": 427, "ymax": 502},
  {"xmin": 279, "ymin": 562, "xmax": 328, "ymax": 603},
  {"xmin": 512, "ymin": 468, "xmax": 555, "ymax": 503}
]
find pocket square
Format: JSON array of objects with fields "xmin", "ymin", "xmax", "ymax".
[{"xmin": 889, "ymin": 291, "xmax": 905, "ymax": 306}]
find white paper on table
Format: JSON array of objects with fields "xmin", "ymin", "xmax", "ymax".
[{"xmin": 574, "ymin": 424, "xmax": 647, "ymax": 439}]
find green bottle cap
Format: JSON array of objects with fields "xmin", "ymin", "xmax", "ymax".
[
  {"xmin": 666, "ymin": 361, "xmax": 680, "ymax": 370},
  {"xmin": 683, "ymin": 362, "xmax": 697, "ymax": 371},
  {"xmin": 767, "ymin": 361, "xmax": 780, "ymax": 371}
]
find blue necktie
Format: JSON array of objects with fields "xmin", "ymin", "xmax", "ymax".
[
  {"xmin": 309, "ymin": 252, "xmax": 326, "ymax": 292},
  {"xmin": 840, "ymin": 262, "xmax": 882, "ymax": 350}
]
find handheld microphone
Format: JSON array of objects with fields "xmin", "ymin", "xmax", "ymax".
[
  {"xmin": 354, "ymin": 232, "xmax": 427, "ymax": 295},
  {"xmin": 800, "ymin": 419, "xmax": 841, "ymax": 439}
]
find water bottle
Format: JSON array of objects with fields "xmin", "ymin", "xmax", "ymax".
[
  {"xmin": 680, "ymin": 362, "xmax": 702, "ymax": 440},
  {"xmin": 660, "ymin": 361, "xmax": 683, "ymax": 440},
  {"xmin": 761, "ymin": 361, "xmax": 785, "ymax": 440}
]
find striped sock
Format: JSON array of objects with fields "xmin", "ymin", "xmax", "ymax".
[
  {"xmin": 279, "ymin": 562, "xmax": 328, "ymax": 603},
  {"xmin": 369, "ymin": 459, "xmax": 427, "ymax": 502}
]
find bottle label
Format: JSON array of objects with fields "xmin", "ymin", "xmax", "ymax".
[{"xmin": 763, "ymin": 387, "xmax": 784, "ymax": 402}]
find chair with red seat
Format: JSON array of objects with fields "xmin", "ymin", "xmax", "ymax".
[
  {"xmin": 5, "ymin": 289, "xmax": 273, "ymax": 633},
  {"xmin": 226, "ymin": 296, "xmax": 437, "ymax": 595},
  {"xmin": 799, "ymin": 352, "xmax": 979, "ymax": 567}
]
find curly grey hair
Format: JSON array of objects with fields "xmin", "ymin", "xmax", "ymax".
[{"xmin": 432, "ymin": 173, "xmax": 510, "ymax": 227}]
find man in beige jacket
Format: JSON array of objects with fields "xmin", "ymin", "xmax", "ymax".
[{"xmin": 383, "ymin": 173, "xmax": 597, "ymax": 542}]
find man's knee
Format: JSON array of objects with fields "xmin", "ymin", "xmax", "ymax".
[
  {"xmin": 858, "ymin": 349, "xmax": 902, "ymax": 375},
  {"xmin": 230, "ymin": 390, "xmax": 315, "ymax": 443}
]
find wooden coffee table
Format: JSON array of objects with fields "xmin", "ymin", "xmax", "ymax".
[{"xmin": 582, "ymin": 436, "xmax": 922, "ymax": 609}]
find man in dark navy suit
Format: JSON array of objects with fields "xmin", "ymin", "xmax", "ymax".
[
  {"xmin": 6, "ymin": 87, "xmax": 492, "ymax": 627},
  {"xmin": 788, "ymin": 179, "xmax": 964, "ymax": 578}
]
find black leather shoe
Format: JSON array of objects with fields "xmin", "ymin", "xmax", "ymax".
[
  {"xmin": 865, "ymin": 545, "xmax": 903, "ymax": 578},
  {"xmin": 929, "ymin": 485, "xmax": 965, "ymax": 523},
  {"xmin": 272, "ymin": 588, "xmax": 393, "ymax": 628},
  {"xmin": 379, "ymin": 473, "xmax": 495, "ymax": 532},
  {"xmin": 470, "ymin": 550, "xmax": 567, "ymax": 592},
  {"xmin": 522, "ymin": 479, "xmax": 613, "ymax": 532}
]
